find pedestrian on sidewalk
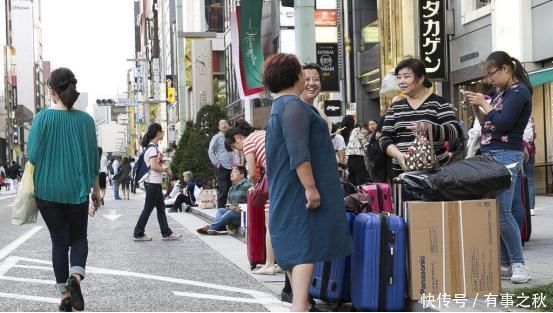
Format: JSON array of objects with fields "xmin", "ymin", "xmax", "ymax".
[
  {"xmin": 0, "ymin": 161, "xmax": 6, "ymax": 191},
  {"xmin": 224, "ymin": 121, "xmax": 283, "ymax": 276},
  {"xmin": 118, "ymin": 157, "xmax": 132, "ymax": 200},
  {"xmin": 208, "ymin": 119, "xmax": 233, "ymax": 208},
  {"xmin": 263, "ymin": 53, "xmax": 353, "ymax": 312},
  {"xmin": 466, "ymin": 51, "xmax": 533, "ymax": 284},
  {"xmin": 523, "ymin": 116, "xmax": 536, "ymax": 216},
  {"xmin": 7, "ymin": 161, "xmax": 21, "ymax": 191},
  {"xmin": 130, "ymin": 157, "xmax": 137, "ymax": 194},
  {"xmin": 98, "ymin": 147, "xmax": 107, "ymax": 205},
  {"xmin": 379, "ymin": 57, "xmax": 462, "ymax": 178},
  {"xmin": 196, "ymin": 166, "xmax": 251, "ymax": 234},
  {"xmin": 133, "ymin": 123, "xmax": 182, "ymax": 241},
  {"xmin": 27, "ymin": 67, "xmax": 101, "ymax": 312},
  {"xmin": 112, "ymin": 156, "xmax": 122, "ymax": 200},
  {"xmin": 168, "ymin": 171, "xmax": 197, "ymax": 212}
]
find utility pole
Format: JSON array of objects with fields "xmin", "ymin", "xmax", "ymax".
[
  {"xmin": 294, "ymin": 0, "xmax": 316, "ymax": 64},
  {"xmin": 175, "ymin": 0, "xmax": 187, "ymax": 133}
]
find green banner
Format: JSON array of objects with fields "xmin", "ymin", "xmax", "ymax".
[{"xmin": 239, "ymin": 0, "xmax": 264, "ymax": 89}]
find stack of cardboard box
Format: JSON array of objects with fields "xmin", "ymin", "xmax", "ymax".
[{"xmin": 405, "ymin": 199, "xmax": 501, "ymax": 300}]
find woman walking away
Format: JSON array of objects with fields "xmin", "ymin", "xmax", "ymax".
[
  {"xmin": 263, "ymin": 53, "xmax": 353, "ymax": 311},
  {"xmin": 27, "ymin": 67, "xmax": 101, "ymax": 311},
  {"xmin": 466, "ymin": 51, "xmax": 532, "ymax": 284},
  {"xmin": 118, "ymin": 157, "xmax": 132, "ymax": 200},
  {"xmin": 133, "ymin": 123, "xmax": 182, "ymax": 241}
]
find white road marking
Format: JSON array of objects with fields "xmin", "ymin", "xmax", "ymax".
[
  {"xmin": 172, "ymin": 291, "xmax": 287, "ymax": 305},
  {"xmin": 103, "ymin": 210, "xmax": 122, "ymax": 221},
  {"xmin": 0, "ymin": 195, "xmax": 16, "ymax": 201},
  {"xmin": 8, "ymin": 256, "xmax": 278, "ymax": 302},
  {"xmin": 0, "ymin": 276, "xmax": 55, "ymax": 284},
  {"xmin": 0, "ymin": 292, "xmax": 59, "ymax": 304},
  {"xmin": 0, "ymin": 226, "xmax": 42, "ymax": 261}
]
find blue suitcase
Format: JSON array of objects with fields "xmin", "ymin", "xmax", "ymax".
[
  {"xmin": 351, "ymin": 213, "xmax": 407, "ymax": 311},
  {"xmin": 309, "ymin": 213, "xmax": 356, "ymax": 303}
]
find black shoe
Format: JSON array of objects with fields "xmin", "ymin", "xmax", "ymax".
[
  {"xmin": 65, "ymin": 275, "xmax": 84, "ymax": 311},
  {"xmin": 309, "ymin": 305, "xmax": 321, "ymax": 312},
  {"xmin": 185, "ymin": 205, "xmax": 191, "ymax": 212},
  {"xmin": 280, "ymin": 290, "xmax": 293, "ymax": 303},
  {"xmin": 58, "ymin": 297, "xmax": 72, "ymax": 312}
]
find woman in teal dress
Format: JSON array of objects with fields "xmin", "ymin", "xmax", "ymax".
[
  {"xmin": 27, "ymin": 68, "xmax": 101, "ymax": 312},
  {"xmin": 264, "ymin": 53, "xmax": 353, "ymax": 311}
]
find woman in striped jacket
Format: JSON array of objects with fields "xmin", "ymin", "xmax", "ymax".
[{"xmin": 379, "ymin": 57, "xmax": 462, "ymax": 177}]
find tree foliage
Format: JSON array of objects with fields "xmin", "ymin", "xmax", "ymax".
[{"xmin": 172, "ymin": 104, "xmax": 228, "ymax": 187}]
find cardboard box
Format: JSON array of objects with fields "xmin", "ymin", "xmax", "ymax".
[{"xmin": 405, "ymin": 199, "xmax": 500, "ymax": 300}]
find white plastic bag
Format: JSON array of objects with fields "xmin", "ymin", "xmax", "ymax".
[
  {"xmin": 379, "ymin": 70, "xmax": 400, "ymax": 97},
  {"xmin": 197, "ymin": 189, "xmax": 216, "ymax": 209},
  {"xmin": 12, "ymin": 162, "xmax": 38, "ymax": 225}
]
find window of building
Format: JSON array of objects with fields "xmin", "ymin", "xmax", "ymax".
[
  {"xmin": 461, "ymin": 0, "xmax": 491, "ymax": 24},
  {"xmin": 206, "ymin": 0, "xmax": 224, "ymax": 32},
  {"xmin": 360, "ymin": 20, "xmax": 379, "ymax": 51}
]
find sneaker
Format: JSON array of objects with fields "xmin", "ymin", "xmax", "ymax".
[
  {"xmin": 207, "ymin": 229, "xmax": 228, "ymax": 235},
  {"xmin": 501, "ymin": 264, "xmax": 512, "ymax": 280},
  {"xmin": 530, "ymin": 209, "xmax": 535, "ymax": 216},
  {"xmin": 274, "ymin": 264, "xmax": 284, "ymax": 274},
  {"xmin": 226, "ymin": 224, "xmax": 238, "ymax": 235},
  {"xmin": 133, "ymin": 235, "xmax": 153, "ymax": 241},
  {"xmin": 511, "ymin": 263, "xmax": 530, "ymax": 284},
  {"xmin": 197, "ymin": 226, "xmax": 209, "ymax": 235},
  {"xmin": 162, "ymin": 233, "xmax": 183, "ymax": 241}
]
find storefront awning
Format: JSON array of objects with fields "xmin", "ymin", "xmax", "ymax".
[{"xmin": 529, "ymin": 67, "xmax": 553, "ymax": 86}]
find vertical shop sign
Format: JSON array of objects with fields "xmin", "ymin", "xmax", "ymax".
[
  {"xmin": 316, "ymin": 43, "xmax": 339, "ymax": 92},
  {"xmin": 419, "ymin": 0, "xmax": 447, "ymax": 80},
  {"xmin": 239, "ymin": 0, "xmax": 264, "ymax": 90}
]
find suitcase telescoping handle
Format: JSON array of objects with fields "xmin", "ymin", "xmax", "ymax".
[{"xmin": 392, "ymin": 177, "xmax": 404, "ymax": 217}]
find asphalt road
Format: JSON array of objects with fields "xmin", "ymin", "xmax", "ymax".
[{"xmin": 0, "ymin": 189, "xmax": 278, "ymax": 312}]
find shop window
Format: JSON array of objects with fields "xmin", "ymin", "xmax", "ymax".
[{"xmin": 461, "ymin": 0, "xmax": 491, "ymax": 24}]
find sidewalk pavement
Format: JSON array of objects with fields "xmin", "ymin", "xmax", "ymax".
[{"xmin": 187, "ymin": 196, "xmax": 553, "ymax": 312}]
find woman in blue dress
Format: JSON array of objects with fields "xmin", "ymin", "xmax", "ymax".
[{"xmin": 264, "ymin": 53, "xmax": 353, "ymax": 311}]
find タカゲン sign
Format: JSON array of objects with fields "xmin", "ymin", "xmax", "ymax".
[{"xmin": 419, "ymin": 0, "xmax": 447, "ymax": 80}]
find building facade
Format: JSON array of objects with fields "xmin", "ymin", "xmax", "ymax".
[{"xmin": 9, "ymin": 0, "xmax": 43, "ymax": 163}]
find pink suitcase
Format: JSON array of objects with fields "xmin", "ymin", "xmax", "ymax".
[{"xmin": 361, "ymin": 183, "xmax": 393, "ymax": 213}]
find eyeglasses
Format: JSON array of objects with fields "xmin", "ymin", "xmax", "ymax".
[{"xmin": 487, "ymin": 67, "xmax": 502, "ymax": 78}]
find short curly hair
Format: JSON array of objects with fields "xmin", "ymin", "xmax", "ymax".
[{"xmin": 262, "ymin": 53, "xmax": 302, "ymax": 93}]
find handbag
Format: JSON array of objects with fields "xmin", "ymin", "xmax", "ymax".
[
  {"xmin": 250, "ymin": 174, "xmax": 269, "ymax": 209},
  {"xmin": 12, "ymin": 162, "xmax": 38, "ymax": 225},
  {"xmin": 404, "ymin": 123, "xmax": 438, "ymax": 171}
]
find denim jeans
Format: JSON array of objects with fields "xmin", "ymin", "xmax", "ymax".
[
  {"xmin": 133, "ymin": 183, "xmax": 173, "ymax": 238},
  {"xmin": 36, "ymin": 198, "xmax": 89, "ymax": 292},
  {"xmin": 209, "ymin": 208, "xmax": 241, "ymax": 231},
  {"xmin": 113, "ymin": 180, "xmax": 121, "ymax": 199},
  {"xmin": 523, "ymin": 155, "xmax": 536, "ymax": 210},
  {"xmin": 485, "ymin": 149, "xmax": 525, "ymax": 264}
]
